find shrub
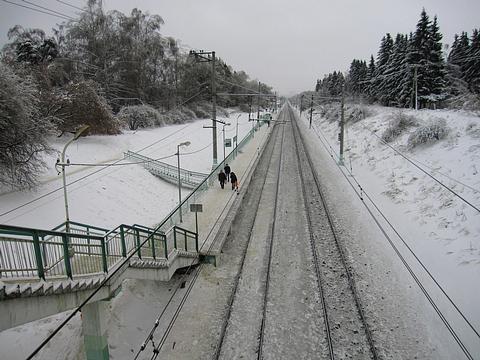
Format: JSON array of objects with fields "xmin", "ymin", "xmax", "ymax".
[
  {"xmin": 57, "ymin": 80, "xmax": 119, "ymax": 135},
  {"xmin": 118, "ymin": 105, "xmax": 162, "ymax": 130},
  {"xmin": 381, "ymin": 112, "xmax": 418, "ymax": 142},
  {"xmin": 465, "ymin": 122, "xmax": 480, "ymax": 138},
  {"xmin": 407, "ymin": 118, "xmax": 449, "ymax": 148},
  {"xmin": 0, "ymin": 62, "xmax": 54, "ymax": 189},
  {"xmin": 446, "ymin": 92, "xmax": 480, "ymax": 112}
]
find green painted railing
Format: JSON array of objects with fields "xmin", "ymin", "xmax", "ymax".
[
  {"xmin": 0, "ymin": 120, "xmax": 261, "ymax": 282},
  {"xmin": 158, "ymin": 120, "xmax": 262, "ymax": 233},
  {"xmin": 0, "ymin": 222, "xmax": 197, "ymax": 281}
]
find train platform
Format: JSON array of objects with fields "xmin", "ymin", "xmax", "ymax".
[{"xmin": 178, "ymin": 121, "xmax": 272, "ymax": 263}]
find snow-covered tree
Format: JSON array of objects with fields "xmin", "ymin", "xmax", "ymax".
[
  {"xmin": 464, "ymin": 29, "xmax": 480, "ymax": 94},
  {"xmin": 57, "ymin": 80, "xmax": 119, "ymax": 135},
  {"xmin": 0, "ymin": 63, "xmax": 54, "ymax": 189}
]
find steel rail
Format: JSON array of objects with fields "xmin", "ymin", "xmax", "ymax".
[
  {"xmin": 256, "ymin": 110, "xmax": 287, "ymax": 360},
  {"xmin": 289, "ymin": 108, "xmax": 335, "ymax": 359},
  {"xmin": 212, "ymin": 115, "xmax": 284, "ymax": 359},
  {"xmin": 289, "ymin": 106, "xmax": 379, "ymax": 360},
  {"xmin": 142, "ymin": 121, "xmax": 273, "ymax": 359}
]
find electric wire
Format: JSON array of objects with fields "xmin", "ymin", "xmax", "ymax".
[
  {"xmin": 134, "ymin": 121, "xmax": 273, "ymax": 359},
  {"xmin": 217, "ymin": 78, "xmax": 268, "ymax": 96},
  {"xmin": 302, "ymin": 110, "xmax": 480, "ymax": 347},
  {"xmin": 0, "ymin": 124, "xmax": 191, "ymax": 218},
  {"xmin": 0, "ymin": 83, "xmax": 209, "ymax": 218},
  {"xmin": 308, "ymin": 100, "xmax": 480, "ymax": 200},
  {"xmin": 132, "ymin": 127, "xmax": 271, "ymax": 359},
  {"xmin": 150, "ymin": 124, "xmax": 272, "ymax": 359},
  {"xmin": 1, "ymin": 0, "xmax": 73, "ymax": 20},
  {"xmin": 55, "ymin": 0, "xmax": 84, "ymax": 11},
  {"xmin": 21, "ymin": 0, "xmax": 75, "ymax": 19},
  {"xmin": 362, "ymin": 123, "xmax": 480, "ymax": 211}
]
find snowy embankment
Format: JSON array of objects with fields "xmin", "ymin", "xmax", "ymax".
[
  {"xmin": 0, "ymin": 110, "xmax": 253, "ymax": 230},
  {"xmin": 304, "ymin": 104, "xmax": 480, "ymax": 352},
  {"xmin": 0, "ymin": 110, "xmax": 255, "ymax": 359}
]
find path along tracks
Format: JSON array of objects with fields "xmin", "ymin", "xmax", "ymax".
[
  {"xmin": 142, "ymin": 105, "xmax": 379, "ymax": 359},
  {"xmin": 213, "ymin": 105, "xmax": 378, "ymax": 359}
]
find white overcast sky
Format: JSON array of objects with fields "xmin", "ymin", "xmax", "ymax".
[{"xmin": 1, "ymin": 0, "xmax": 479, "ymax": 95}]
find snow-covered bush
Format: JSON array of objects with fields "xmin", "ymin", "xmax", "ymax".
[
  {"xmin": 57, "ymin": 80, "xmax": 120, "ymax": 135},
  {"xmin": 381, "ymin": 112, "xmax": 418, "ymax": 142},
  {"xmin": 188, "ymin": 101, "xmax": 229, "ymax": 119},
  {"xmin": 345, "ymin": 105, "xmax": 375, "ymax": 123},
  {"xmin": 319, "ymin": 103, "xmax": 341, "ymax": 123},
  {"xmin": 118, "ymin": 105, "xmax": 163, "ymax": 130},
  {"xmin": 407, "ymin": 118, "xmax": 449, "ymax": 148},
  {"xmin": 465, "ymin": 122, "xmax": 480, "ymax": 138},
  {"xmin": 0, "ymin": 62, "xmax": 54, "ymax": 189},
  {"xmin": 445, "ymin": 93, "xmax": 480, "ymax": 112}
]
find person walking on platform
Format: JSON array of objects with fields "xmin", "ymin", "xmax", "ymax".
[
  {"xmin": 224, "ymin": 163, "xmax": 231, "ymax": 182},
  {"xmin": 218, "ymin": 170, "xmax": 227, "ymax": 189},
  {"xmin": 230, "ymin": 171, "xmax": 239, "ymax": 193}
]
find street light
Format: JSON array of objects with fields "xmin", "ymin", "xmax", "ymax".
[
  {"xmin": 56, "ymin": 125, "xmax": 89, "ymax": 233},
  {"xmin": 222, "ymin": 122, "xmax": 231, "ymax": 164},
  {"xmin": 235, "ymin": 114, "xmax": 241, "ymax": 158},
  {"xmin": 176, "ymin": 141, "xmax": 191, "ymax": 223}
]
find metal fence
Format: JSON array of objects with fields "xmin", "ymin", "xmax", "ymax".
[
  {"xmin": 0, "ymin": 120, "xmax": 261, "ymax": 281},
  {"xmin": 124, "ymin": 150, "xmax": 209, "ymax": 189},
  {"xmin": 158, "ymin": 121, "xmax": 262, "ymax": 233},
  {"xmin": 0, "ymin": 222, "xmax": 197, "ymax": 281}
]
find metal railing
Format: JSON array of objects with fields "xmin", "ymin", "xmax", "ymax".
[
  {"xmin": 0, "ymin": 120, "xmax": 262, "ymax": 282},
  {"xmin": 124, "ymin": 151, "xmax": 209, "ymax": 189},
  {"xmin": 0, "ymin": 222, "xmax": 197, "ymax": 281},
  {"xmin": 158, "ymin": 120, "xmax": 262, "ymax": 233}
]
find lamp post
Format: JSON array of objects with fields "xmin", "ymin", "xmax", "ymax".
[
  {"xmin": 235, "ymin": 114, "xmax": 241, "ymax": 158},
  {"xmin": 222, "ymin": 122, "xmax": 231, "ymax": 164},
  {"xmin": 176, "ymin": 141, "xmax": 191, "ymax": 223},
  {"xmin": 58, "ymin": 125, "xmax": 89, "ymax": 233}
]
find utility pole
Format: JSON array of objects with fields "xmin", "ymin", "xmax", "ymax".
[
  {"xmin": 189, "ymin": 50, "xmax": 217, "ymax": 167},
  {"xmin": 339, "ymin": 86, "xmax": 345, "ymax": 165},
  {"xmin": 257, "ymin": 81, "xmax": 261, "ymax": 122},
  {"xmin": 212, "ymin": 51, "xmax": 217, "ymax": 166},
  {"xmin": 300, "ymin": 94, "xmax": 304, "ymax": 115},
  {"xmin": 309, "ymin": 94, "xmax": 314, "ymax": 129},
  {"xmin": 413, "ymin": 65, "xmax": 418, "ymax": 110}
]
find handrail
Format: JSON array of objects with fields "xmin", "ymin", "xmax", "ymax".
[
  {"xmin": 0, "ymin": 119, "xmax": 262, "ymax": 281},
  {"xmin": 124, "ymin": 151, "xmax": 209, "ymax": 178},
  {"xmin": 0, "ymin": 223, "xmax": 104, "ymax": 240}
]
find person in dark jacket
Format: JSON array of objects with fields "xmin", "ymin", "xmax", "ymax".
[
  {"xmin": 224, "ymin": 164, "xmax": 231, "ymax": 182},
  {"xmin": 230, "ymin": 171, "xmax": 239, "ymax": 193},
  {"xmin": 218, "ymin": 170, "xmax": 227, "ymax": 189}
]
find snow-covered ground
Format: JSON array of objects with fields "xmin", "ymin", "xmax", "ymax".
[
  {"xmin": 1, "ymin": 104, "xmax": 479, "ymax": 358},
  {"xmin": 300, "ymin": 104, "xmax": 480, "ymax": 354},
  {"xmin": 0, "ymin": 110, "xmax": 255, "ymax": 230}
]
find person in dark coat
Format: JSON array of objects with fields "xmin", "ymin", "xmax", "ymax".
[
  {"xmin": 218, "ymin": 170, "xmax": 227, "ymax": 189},
  {"xmin": 230, "ymin": 171, "xmax": 239, "ymax": 193},
  {"xmin": 224, "ymin": 164, "xmax": 231, "ymax": 182}
]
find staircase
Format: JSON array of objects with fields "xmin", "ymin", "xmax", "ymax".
[{"xmin": 124, "ymin": 150, "xmax": 209, "ymax": 189}]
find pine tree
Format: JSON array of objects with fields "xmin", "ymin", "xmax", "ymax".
[
  {"xmin": 372, "ymin": 33, "xmax": 394, "ymax": 103},
  {"xmin": 464, "ymin": 29, "xmax": 480, "ymax": 93},
  {"xmin": 365, "ymin": 55, "xmax": 376, "ymax": 101},
  {"xmin": 426, "ymin": 16, "xmax": 446, "ymax": 102},
  {"xmin": 446, "ymin": 33, "xmax": 469, "ymax": 95}
]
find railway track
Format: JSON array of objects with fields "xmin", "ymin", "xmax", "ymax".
[
  {"xmin": 145, "ymin": 104, "xmax": 379, "ymax": 360},
  {"xmin": 214, "ymin": 104, "xmax": 379, "ymax": 359}
]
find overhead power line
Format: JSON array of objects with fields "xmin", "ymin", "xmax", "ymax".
[
  {"xmin": 306, "ymin": 114, "xmax": 480, "ymax": 344},
  {"xmin": 21, "ymin": 0, "xmax": 75, "ymax": 19},
  {"xmin": 1, "ymin": 0, "xmax": 73, "ymax": 20},
  {"xmin": 56, "ymin": 0, "xmax": 84, "ymax": 12}
]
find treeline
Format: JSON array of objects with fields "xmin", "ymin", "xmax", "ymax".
[
  {"xmin": 0, "ymin": 0, "xmax": 272, "ymax": 189},
  {"xmin": 314, "ymin": 9, "xmax": 480, "ymax": 109}
]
